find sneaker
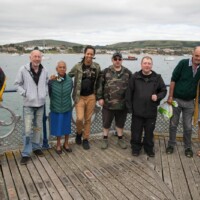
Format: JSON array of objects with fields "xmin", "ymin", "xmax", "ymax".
[
  {"xmin": 117, "ymin": 138, "xmax": 127, "ymax": 149},
  {"xmin": 82, "ymin": 139, "xmax": 90, "ymax": 150},
  {"xmin": 101, "ymin": 139, "xmax": 108, "ymax": 149},
  {"xmin": 75, "ymin": 133, "xmax": 82, "ymax": 145},
  {"xmin": 20, "ymin": 157, "xmax": 30, "ymax": 165},
  {"xmin": 33, "ymin": 149, "xmax": 44, "ymax": 157},
  {"xmin": 185, "ymin": 148, "xmax": 193, "ymax": 158},
  {"xmin": 145, "ymin": 150, "xmax": 155, "ymax": 157},
  {"xmin": 166, "ymin": 146, "xmax": 174, "ymax": 154}
]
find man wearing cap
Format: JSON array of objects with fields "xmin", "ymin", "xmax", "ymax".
[{"xmin": 97, "ymin": 52, "xmax": 132, "ymax": 149}]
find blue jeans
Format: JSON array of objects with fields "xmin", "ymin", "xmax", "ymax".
[
  {"xmin": 22, "ymin": 106, "xmax": 44, "ymax": 157},
  {"xmin": 168, "ymin": 98, "xmax": 194, "ymax": 149}
]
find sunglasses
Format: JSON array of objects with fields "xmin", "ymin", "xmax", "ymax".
[{"xmin": 113, "ymin": 58, "xmax": 122, "ymax": 61}]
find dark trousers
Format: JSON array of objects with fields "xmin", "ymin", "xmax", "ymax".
[{"xmin": 131, "ymin": 115, "xmax": 156, "ymax": 152}]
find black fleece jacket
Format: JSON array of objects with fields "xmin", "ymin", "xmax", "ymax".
[{"xmin": 125, "ymin": 70, "xmax": 167, "ymax": 118}]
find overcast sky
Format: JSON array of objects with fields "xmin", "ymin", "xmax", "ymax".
[{"xmin": 0, "ymin": 0, "xmax": 200, "ymax": 46}]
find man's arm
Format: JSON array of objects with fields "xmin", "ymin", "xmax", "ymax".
[
  {"xmin": 167, "ymin": 81, "xmax": 175, "ymax": 104},
  {"xmin": 14, "ymin": 69, "xmax": 26, "ymax": 97}
]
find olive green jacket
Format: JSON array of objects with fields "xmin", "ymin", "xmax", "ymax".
[{"xmin": 68, "ymin": 62, "xmax": 101, "ymax": 103}]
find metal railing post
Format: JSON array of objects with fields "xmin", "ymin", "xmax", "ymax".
[{"xmin": 42, "ymin": 104, "xmax": 50, "ymax": 149}]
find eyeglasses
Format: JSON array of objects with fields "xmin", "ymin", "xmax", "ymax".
[{"xmin": 113, "ymin": 58, "xmax": 122, "ymax": 61}]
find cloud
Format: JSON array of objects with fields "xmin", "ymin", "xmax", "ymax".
[{"xmin": 0, "ymin": 0, "xmax": 200, "ymax": 45}]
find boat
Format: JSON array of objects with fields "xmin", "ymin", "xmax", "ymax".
[
  {"xmin": 164, "ymin": 56, "xmax": 175, "ymax": 61},
  {"xmin": 123, "ymin": 55, "xmax": 138, "ymax": 61}
]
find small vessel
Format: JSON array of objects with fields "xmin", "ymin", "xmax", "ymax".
[
  {"xmin": 123, "ymin": 55, "xmax": 138, "ymax": 61},
  {"xmin": 164, "ymin": 56, "xmax": 175, "ymax": 61}
]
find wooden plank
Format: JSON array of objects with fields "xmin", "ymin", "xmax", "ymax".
[
  {"xmin": 73, "ymin": 146, "xmax": 129, "ymax": 200},
  {"xmin": 153, "ymin": 137, "xmax": 162, "ymax": 178},
  {"xmin": 13, "ymin": 150, "xmax": 41, "ymax": 200},
  {"xmin": 92, "ymin": 139, "xmax": 167, "ymax": 200},
  {"xmin": 48, "ymin": 148, "xmax": 95, "ymax": 200},
  {"xmin": 177, "ymin": 141, "xmax": 200, "ymax": 200},
  {"xmin": 24, "ymin": 155, "xmax": 52, "ymax": 200},
  {"xmin": 159, "ymin": 138, "xmax": 173, "ymax": 192},
  {"xmin": 167, "ymin": 145, "xmax": 184, "ymax": 200},
  {"xmin": 172, "ymin": 143, "xmax": 192, "ymax": 200},
  {"xmin": 31, "ymin": 153, "xmax": 62, "ymax": 200},
  {"xmin": 37, "ymin": 151, "xmax": 73, "ymax": 200},
  {"xmin": 0, "ymin": 154, "xmax": 8, "ymax": 200},
  {"xmin": 6, "ymin": 151, "xmax": 29, "ymax": 200},
  {"xmin": 66, "ymin": 147, "xmax": 117, "ymax": 200},
  {"xmin": 1, "ymin": 152, "xmax": 18, "ymax": 200},
  {"xmin": 43, "ymin": 149, "xmax": 83, "ymax": 200},
  {"xmin": 104, "ymin": 137, "xmax": 176, "ymax": 200},
  {"xmin": 75, "ymin": 147, "xmax": 131, "ymax": 200}
]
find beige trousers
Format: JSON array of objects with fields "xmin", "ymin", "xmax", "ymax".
[{"xmin": 75, "ymin": 94, "xmax": 96, "ymax": 139}]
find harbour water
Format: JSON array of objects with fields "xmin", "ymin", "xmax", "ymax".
[{"xmin": 0, "ymin": 53, "xmax": 190, "ymax": 117}]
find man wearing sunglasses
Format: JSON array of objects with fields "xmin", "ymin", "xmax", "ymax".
[{"xmin": 97, "ymin": 52, "xmax": 132, "ymax": 149}]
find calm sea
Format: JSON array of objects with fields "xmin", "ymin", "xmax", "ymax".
[{"xmin": 0, "ymin": 53, "xmax": 189, "ymax": 118}]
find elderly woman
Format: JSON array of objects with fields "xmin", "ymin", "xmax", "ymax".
[{"xmin": 49, "ymin": 61, "xmax": 73, "ymax": 154}]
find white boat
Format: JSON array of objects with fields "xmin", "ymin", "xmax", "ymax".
[{"xmin": 164, "ymin": 56, "xmax": 175, "ymax": 61}]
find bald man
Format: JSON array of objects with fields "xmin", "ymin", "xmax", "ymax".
[
  {"xmin": 14, "ymin": 50, "xmax": 49, "ymax": 165},
  {"xmin": 166, "ymin": 46, "xmax": 200, "ymax": 158}
]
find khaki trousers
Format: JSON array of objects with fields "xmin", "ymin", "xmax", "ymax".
[{"xmin": 75, "ymin": 94, "xmax": 96, "ymax": 139}]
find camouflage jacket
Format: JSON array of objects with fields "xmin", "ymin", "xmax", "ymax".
[
  {"xmin": 68, "ymin": 61, "xmax": 101, "ymax": 103},
  {"xmin": 96, "ymin": 65, "xmax": 132, "ymax": 110}
]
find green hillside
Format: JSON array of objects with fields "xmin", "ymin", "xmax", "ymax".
[
  {"xmin": 105, "ymin": 40, "xmax": 200, "ymax": 50},
  {"xmin": 15, "ymin": 39, "xmax": 82, "ymax": 47}
]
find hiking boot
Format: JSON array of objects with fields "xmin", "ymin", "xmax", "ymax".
[
  {"xmin": 75, "ymin": 133, "xmax": 82, "ymax": 145},
  {"xmin": 20, "ymin": 157, "xmax": 30, "ymax": 165},
  {"xmin": 166, "ymin": 146, "xmax": 174, "ymax": 154},
  {"xmin": 82, "ymin": 139, "xmax": 90, "ymax": 150},
  {"xmin": 33, "ymin": 149, "xmax": 44, "ymax": 157},
  {"xmin": 185, "ymin": 148, "xmax": 193, "ymax": 158},
  {"xmin": 101, "ymin": 139, "xmax": 108, "ymax": 149},
  {"xmin": 117, "ymin": 138, "xmax": 127, "ymax": 149}
]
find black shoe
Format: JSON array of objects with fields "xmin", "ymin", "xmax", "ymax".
[
  {"xmin": 82, "ymin": 139, "xmax": 90, "ymax": 150},
  {"xmin": 185, "ymin": 148, "xmax": 193, "ymax": 158},
  {"xmin": 63, "ymin": 145, "xmax": 72, "ymax": 153},
  {"xmin": 145, "ymin": 150, "xmax": 155, "ymax": 157},
  {"xmin": 132, "ymin": 150, "xmax": 140, "ymax": 157},
  {"xmin": 166, "ymin": 146, "xmax": 174, "ymax": 154},
  {"xmin": 33, "ymin": 149, "xmax": 44, "ymax": 157},
  {"xmin": 20, "ymin": 157, "xmax": 30, "ymax": 165},
  {"xmin": 75, "ymin": 133, "xmax": 82, "ymax": 145}
]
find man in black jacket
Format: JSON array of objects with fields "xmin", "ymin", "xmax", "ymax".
[{"xmin": 126, "ymin": 56, "xmax": 167, "ymax": 157}]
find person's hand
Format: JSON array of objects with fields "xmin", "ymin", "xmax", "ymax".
[
  {"xmin": 167, "ymin": 96, "xmax": 173, "ymax": 105},
  {"xmin": 98, "ymin": 99, "xmax": 104, "ymax": 106},
  {"xmin": 50, "ymin": 74, "xmax": 57, "ymax": 80},
  {"xmin": 151, "ymin": 94, "xmax": 157, "ymax": 101}
]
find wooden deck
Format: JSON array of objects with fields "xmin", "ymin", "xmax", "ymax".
[{"xmin": 0, "ymin": 133, "xmax": 200, "ymax": 200}]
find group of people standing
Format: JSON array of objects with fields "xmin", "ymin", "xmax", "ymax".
[{"xmin": 1, "ymin": 45, "xmax": 200, "ymax": 165}]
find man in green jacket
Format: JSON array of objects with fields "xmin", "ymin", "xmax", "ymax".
[
  {"xmin": 166, "ymin": 46, "xmax": 200, "ymax": 157},
  {"xmin": 68, "ymin": 45, "xmax": 101, "ymax": 150}
]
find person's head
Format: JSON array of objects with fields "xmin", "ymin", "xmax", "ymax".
[
  {"xmin": 112, "ymin": 52, "xmax": 123, "ymax": 69},
  {"xmin": 192, "ymin": 46, "xmax": 200, "ymax": 66},
  {"xmin": 30, "ymin": 50, "xmax": 42, "ymax": 68},
  {"xmin": 82, "ymin": 45, "xmax": 96, "ymax": 65},
  {"xmin": 141, "ymin": 56, "xmax": 153, "ymax": 75},
  {"xmin": 56, "ymin": 61, "xmax": 67, "ymax": 77}
]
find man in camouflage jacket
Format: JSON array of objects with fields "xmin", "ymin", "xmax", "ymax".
[{"xmin": 97, "ymin": 52, "xmax": 132, "ymax": 149}]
